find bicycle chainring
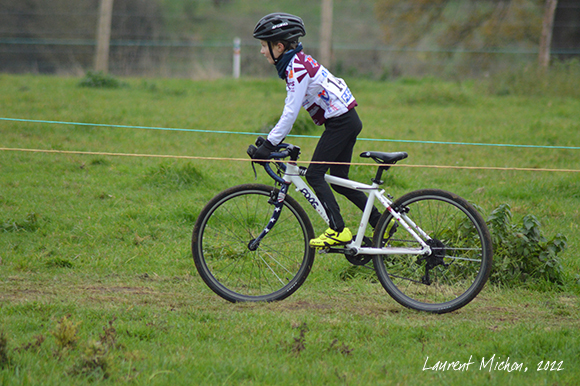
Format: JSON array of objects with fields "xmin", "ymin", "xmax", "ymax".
[
  {"xmin": 345, "ymin": 236, "xmax": 373, "ymax": 266},
  {"xmin": 346, "ymin": 254, "xmax": 372, "ymax": 266}
]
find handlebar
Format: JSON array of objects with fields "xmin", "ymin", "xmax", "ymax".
[
  {"xmin": 247, "ymin": 137, "xmax": 301, "ymax": 184},
  {"xmin": 246, "ymin": 136, "xmax": 300, "ymax": 161}
]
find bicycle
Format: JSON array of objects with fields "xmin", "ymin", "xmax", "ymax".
[{"xmin": 192, "ymin": 137, "xmax": 493, "ymax": 313}]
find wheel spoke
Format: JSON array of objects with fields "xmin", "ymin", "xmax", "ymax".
[
  {"xmin": 192, "ymin": 185, "xmax": 314, "ymax": 302},
  {"xmin": 373, "ymin": 189, "xmax": 492, "ymax": 313}
]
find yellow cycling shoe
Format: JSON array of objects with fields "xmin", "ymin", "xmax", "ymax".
[{"xmin": 309, "ymin": 227, "xmax": 352, "ymax": 248}]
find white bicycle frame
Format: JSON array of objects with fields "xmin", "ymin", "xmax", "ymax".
[{"xmin": 281, "ymin": 162, "xmax": 433, "ymax": 256}]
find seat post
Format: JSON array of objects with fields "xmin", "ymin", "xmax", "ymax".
[{"xmin": 372, "ymin": 165, "xmax": 390, "ymax": 185}]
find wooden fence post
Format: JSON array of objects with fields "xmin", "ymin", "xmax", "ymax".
[
  {"xmin": 319, "ymin": 0, "xmax": 333, "ymax": 67},
  {"xmin": 233, "ymin": 37, "xmax": 241, "ymax": 79},
  {"xmin": 95, "ymin": 0, "xmax": 114, "ymax": 73},
  {"xmin": 539, "ymin": 0, "xmax": 558, "ymax": 69}
]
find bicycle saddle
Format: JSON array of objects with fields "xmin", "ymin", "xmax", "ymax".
[{"xmin": 360, "ymin": 151, "xmax": 408, "ymax": 164}]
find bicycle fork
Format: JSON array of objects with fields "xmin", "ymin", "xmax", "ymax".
[{"xmin": 247, "ymin": 183, "xmax": 290, "ymax": 251}]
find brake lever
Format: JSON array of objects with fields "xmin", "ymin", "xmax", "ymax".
[{"xmin": 247, "ymin": 145, "xmax": 259, "ymax": 180}]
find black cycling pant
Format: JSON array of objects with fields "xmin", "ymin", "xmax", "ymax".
[{"xmin": 306, "ymin": 108, "xmax": 382, "ymax": 232}]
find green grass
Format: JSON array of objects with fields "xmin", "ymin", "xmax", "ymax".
[{"xmin": 1, "ymin": 73, "xmax": 580, "ymax": 385}]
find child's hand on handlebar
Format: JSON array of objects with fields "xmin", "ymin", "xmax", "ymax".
[{"xmin": 252, "ymin": 139, "xmax": 276, "ymax": 159}]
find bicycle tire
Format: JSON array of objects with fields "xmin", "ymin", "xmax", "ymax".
[
  {"xmin": 192, "ymin": 184, "xmax": 315, "ymax": 302},
  {"xmin": 372, "ymin": 189, "xmax": 493, "ymax": 313}
]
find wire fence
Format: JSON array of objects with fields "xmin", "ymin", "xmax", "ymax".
[
  {"xmin": 1, "ymin": 0, "xmax": 579, "ymax": 79},
  {"xmin": 1, "ymin": 117, "xmax": 579, "ymax": 174}
]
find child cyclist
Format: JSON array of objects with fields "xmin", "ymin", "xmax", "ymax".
[{"xmin": 252, "ymin": 12, "xmax": 382, "ymax": 248}]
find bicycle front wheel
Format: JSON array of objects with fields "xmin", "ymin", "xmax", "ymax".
[
  {"xmin": 192, "ymin": 184, "xmax": 315, "ymax": 302},
  {"xmin": 373, "ymin": 189, "xmax": 493, "ymax": 313}
]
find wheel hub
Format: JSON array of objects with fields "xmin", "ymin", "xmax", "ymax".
[{"xmin": 425, "ymin": 238, "xmax": 447, "ymax": 269}]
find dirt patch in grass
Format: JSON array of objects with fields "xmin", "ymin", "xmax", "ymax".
[
  {"xmin": 278, "ymin": 300, "xmax": 334, "ymax": 311},
  {"xmin": 2, "ymin": 274, "xmax": 579, "ymax": 331},
  {"xmin": 82, "ymin": 286, "xmax": 154, "ymax": 295}
]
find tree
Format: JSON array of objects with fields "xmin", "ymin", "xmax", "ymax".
[{"xmin": 374, "ymin": 0, "xmax": 544, "ymax": 52}]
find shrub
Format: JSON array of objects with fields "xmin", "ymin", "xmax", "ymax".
[
  {"xmin": 51, "ymin": 315, "xmax": 80, "ymax": 351},
  {"xmin": 486, "ymin": 204, "xmax": 567, "ymax": 288},
  {"xmin": 78, "ymin": 71, "xmax": 125, "ymax": 89}
]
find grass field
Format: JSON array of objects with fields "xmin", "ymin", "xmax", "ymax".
[{"xmin": 1, "ymin": 73, "xmax": 579, "ymax": 385}]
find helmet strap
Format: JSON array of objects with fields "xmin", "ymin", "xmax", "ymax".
[
  {"xmin": 268, "ymin": 41, "xmax": 281, "ymax": 65},
  {"xmin": 268, "ymin": 41, "xmax": 280, "ymax": 65}
]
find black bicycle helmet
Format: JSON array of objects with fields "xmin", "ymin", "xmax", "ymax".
[{"xmin": 253, "ymin": 13, "xmax": 306, "ymax": 42}]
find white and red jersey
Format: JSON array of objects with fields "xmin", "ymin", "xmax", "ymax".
[{"xmin": 267, "ymin": 51, "xmax": 358, "ymax": 146}]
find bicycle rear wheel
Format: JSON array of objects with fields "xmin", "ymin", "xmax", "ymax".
[
  {"xmin": 192, "ymin": 184, "xmax": 315, "ymax": 302},
  {"xmin": 373, "ymin": 189, "xmax": 492, "ymax": 313}
]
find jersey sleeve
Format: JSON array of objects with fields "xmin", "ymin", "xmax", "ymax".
[{"xmin": 267, "ymin": 63, "xmax": 309, "ymax": 146}]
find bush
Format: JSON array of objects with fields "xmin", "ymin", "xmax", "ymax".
[
  {"xmin": 51, "ymin": 315, "xmax": 80, "ymax": 352},
  {"xmin": 486, "ymin": 204, "xmax": 567, "ymax": 288},
  {"xmin": 78, "ymin": 71, "xmax": 125, "ymax": 89}
]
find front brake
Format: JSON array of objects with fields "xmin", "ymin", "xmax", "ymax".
[{"xmin": 247, "ymin": 144, "xmax": 260, "ymax": 180}]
